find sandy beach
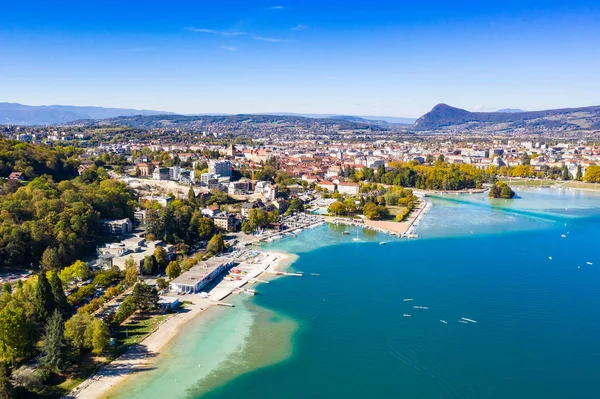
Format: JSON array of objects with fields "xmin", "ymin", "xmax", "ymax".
[{"xmin": 66, "ymin": 251, "xmax": 296, "ymax": 399}]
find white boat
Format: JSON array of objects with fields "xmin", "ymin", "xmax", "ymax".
[
  {"xmin": 379, "ymin": 241, "xmax": 387, "ymax": 245},
  {"xmin": 587, "ymin": 262, "xmax": 593, "ymax": 265},
  {"xmin": 440, "ymin": 320, "xmax": 448, "ymax": 324},
  {"xmin": 403, "ymin": 298, "xmax": 414, "ymax": 302},
  {"xmin": 413, "ymin": 305, "xmax": 423, "ymax": 309},
  {"xmin": 549, "ymin": 256, "xmax": 553, "ymax": 260},
  {"xmin": 403, "ymin": 314, "xmax": 411, "ymax": 317},
  {"xmin": 561, "ymin": 234, "xmax": 567, "ymax": 238},
  {"xmin": 461, "ymin": 317, "xmax": 477, "ymax": 324}
]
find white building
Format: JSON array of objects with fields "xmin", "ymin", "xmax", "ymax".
[{"xmin": 337, "ymin": 182, "xmax": 360, "ymax": 196}]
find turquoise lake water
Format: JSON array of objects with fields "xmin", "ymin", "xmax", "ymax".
[{"xmin": 115, "ymin": 188, "xmax": 600, "ymax": 399}]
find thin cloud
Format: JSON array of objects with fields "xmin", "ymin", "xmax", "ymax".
[
  {"xmin": 292, "ymin": 24, "xmax": 308, "ymax": 31},
  {"xmin": 188, "ymin": 27, "xmax": 290, "ymax": 43},
  {"xmin": 186, "ymin": 27, "xmax": 248, "ymax": 37},
  {"xmin": 220, "ymin": 46, "xmax": 238, "ymax": 51},
  {"xmin": 252, "ymin": 35, "xmax": 285, "ymax": 42}
]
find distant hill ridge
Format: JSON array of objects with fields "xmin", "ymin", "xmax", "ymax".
[
  {"xmin": 413, "ymin": 103, "xmax": 600, "ymax": 130},
  {"xmin": 0, "ymin": 102, "xmax": 173, "ymax": 125}
]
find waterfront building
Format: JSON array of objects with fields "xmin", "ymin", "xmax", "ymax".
[{"xmin": 169, "ymin": 257, "xmax": 235, "ymax": 294}]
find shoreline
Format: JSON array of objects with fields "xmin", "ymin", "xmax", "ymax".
[{"xmin": 66, "ymin": 250, "xmax": 297, "ymax": 399}]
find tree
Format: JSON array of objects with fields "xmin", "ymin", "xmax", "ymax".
[
  {"xmin": 49, "ymin": 272, "xmax": 69, "ymax": 318},
  {"xmin": 363, "ymin": 202, "xmax": 387, "ymax": 220},
  {"xmin": 583, "ymin": 165, "xmax": 600, "ymax": 183},
  {"xmin": 125, "ymin": 266, "xmax": 138, "ymax": 287},
  {"xmin": 187, "ymin": 186, "xmax": 196, "ymax": 203},
  {"xmin": 91, "ymin": 319, "xmax": 110, "ymax": 354},
  {"xmin": 40, "ymin": 310, "xmax": 67, "ymax": 373},
  {"xmin": 0, "ymin": 362, "xmax": 13, "ymax": 399},
  {"xmin": 576, "ymin": 164, "xmax": 583, "ymax": 181},
  {"xmin": 153, "ymin": 247, "xmax": 168, "ymax": 270},
  {"xmin": 132, "ymin": 283, "xmax": 159, "ymax": 311},
  {"xmin": 241, "ymin": 220, "xmax": 252, "ymax": 234},
  {"xmin": 64, "ymin": 313, "xmax": 93, "ymax": 355},
  {"xmin": 59, "ymin": 260, "xmax": 89, "ymax": 286},
  {"xmin": 156, "ymin": 278, "xmax": 168, "ymax": 291},
  {"xmin": 0, "ymin": 307, "xmax": 29, "ymax": 364},
  {"xmin": 142, "ymin": 256, "xmax": 156, "ymax": 276},
  {"xmin": 207, "ymin": 233, "xmax": 224, "ymax": 254},
  {"xmin": 561, "ymin": 165, "xmax": 570, "ymax": 181},
  {"xmin": 489, "ymin": 182, "xmax": 515, "ymax": 199},
  {"xmin": 35, "ymin": 273, "xmax": 56, "ymax": 324},
  {"xmin": 328, "ymin": 201, "xmax": 348, "ymax": 216},
  {"xmin": 1, "ymin": 282, "xmax": 11, "ymax": 295},
  {"xmin": 197, "ymin": 217, "xmax": 215, "ymax": 241},
  {"xmin": 165, "ymin": 261, "xmax": 181, "ymax": 280},
  {"xmin": 40, "ymin": 248, "xmax": 60, "ymax": 271}
]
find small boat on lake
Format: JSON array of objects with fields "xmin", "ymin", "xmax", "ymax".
[
  {"xmin": 403, "ymin": 298, "xmax": 414, "ymax": 302},
  {"xmin": 461, "ymin": 317, "xmax": 477, "ymax": 324},
  {"xmin": 342, "ymin": 231, "xmax": 351, "ymax": 235},
  {"xmin": 587, "ymin": 262, "xmax": 593, "ymax": 265},
  {"xmin": 403, "ymin": 314, "xmax": 411, "ymax": 317},
  {"xmin": 440, "ymin": 320, "xmax": 448, "ymax": 324}
]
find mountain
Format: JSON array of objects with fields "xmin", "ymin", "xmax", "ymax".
[
  {"xmin": 84, "ymin": 113, "xmax": 379, "ymax": 131},
  {"xmin": 413, "ymin": 103, "xmax": 600, "ymax": 131},
  {"xmin": 0, "ymin": 102, "xmax": 173, "ymax": 125},
  {"xmin": 265, "ymin": 113, "xmax": 416, "ymax": 125},
  {"xmin": 496, "ymin": 108, "xmax": 526, "ymax": 113}
]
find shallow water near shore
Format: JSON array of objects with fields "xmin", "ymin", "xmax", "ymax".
[{"xmin": 115, "ymin": 188, "xmax": 600, "ymax": 399}]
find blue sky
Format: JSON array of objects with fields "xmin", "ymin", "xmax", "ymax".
[{"xmin": 1, "ymin": 0, "xmax": 599, "ymax": 117}]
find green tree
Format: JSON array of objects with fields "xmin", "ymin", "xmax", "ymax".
[
  {"xmin": 156, "ymin": 278, "xmax": 168, "ymax": 291},
  {"xmin": 64, "ymin": 313, "xmax": 93, "ymax": 355},
  {"xmin": 142, "ymin": 256, "xmax": 156, "ymax": 276},
  {"xmin": 58, "ymin": 260, "xmax": 89, "ymax": 286},
  {"xmin": 561, "ymin": 165, "xmax": 570, "ymax": 181},
  {"xmin": 125, "ymin": 265, "xmax": 138, "ymax": 287},
  {"xmin": 40, "ymin": 310, "xmax": 67, "ymax": 373},
  {"xmin": 576, "ymin": 164, "xmax": 583, "ymax": 181},
  {"xmin": 0, "ymin": 307, "xmax": 29, "ymax": 364},
  {"xmin": 49, "ymin": 272, "xmax": 69, "ymax": 318},
  {"xmin": 1, "ymin": 282, "xmax": 11, "ymax": 295},
  {"xmin": 132, "ymin": 283, "xmax": 159, "ymax": 311},
  {"xmin": 0, "ymin": 362, "xmax": 14, "ymax": 399},
  {"xmin": 187, "ymin": 186, "xmax": 196, "ymax": 203},
  {"xmin": 40, "ymin": 248, "xmax": 61, "ymax": 271},
  {"xmin": 328, "ymin": 201, "xmax": 348, "ymax": 216},
  {"xmin": 165, "ymin": 261, "xmax": 181, "ymax": 280},
  {"xmin": 91, "ymin": 319, "xmax": 110, "ymax": 354},
  {"xmin": 35, "ymin": 273, "xmax": 56, "ymax": 324},
  {"xmin": 241, "ymin": 220, "xmax": 252, "ymax": 234},
  {"xmin": 207, "ymin": 233, "xmax": 224, "ymax": 254},
  {"xmin": 153, "ymin": 247, "xmax": 168, "ymax": 270}
]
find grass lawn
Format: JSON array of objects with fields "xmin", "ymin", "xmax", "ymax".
[
  {"xmin": 382, "ymin": 205, "xmax": 409, "ymax": 221},
  {"xmin": 116, "ymin": 312, "xmax": 170, "ymax": 347},
  {"xmin": 501, "ymin": 179, "xmax": 560, "ymax": 187},
  {"xmin": 563, "ymin": 181, "xmax": 600, "ymax": 191}
]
